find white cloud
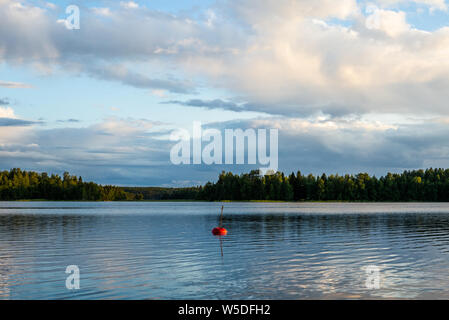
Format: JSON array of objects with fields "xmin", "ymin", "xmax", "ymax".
[
  {"xmin": 91, "ymin": 7, "xmax": 112, "ymax": 17},
  {"xmin": 176, "ymin": 1, "xmax": 449, "ymax": 117},
  {"xmin": 2, "ymin": 0, "xmax": 449, "ymax": 118},
  {"xmin": 93, "ymin": 117, "xmax": 162, "ymax": 136},
  {"xmin": 120, "ymin": 1, "xmax": 139, "ymax": 9},
  {"xmin": 0, "ymin": 1, "xmax": 58, "ymax": 62},
  {"xmin": 0, "ymin": 106, "xmax": 16, "ymax": 118},
  {"xmin": 366, "ymin": 8, "xmax": 410, "ymax": 37}
]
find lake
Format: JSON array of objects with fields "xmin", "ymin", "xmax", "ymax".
[{"xmin": 1, "ymin": 201, "xmax": 449, "ymax": 299}]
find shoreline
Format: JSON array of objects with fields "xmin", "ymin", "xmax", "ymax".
[{"xmin": 3, "ymin": 199, "xmax": 448, "ymax": 203}]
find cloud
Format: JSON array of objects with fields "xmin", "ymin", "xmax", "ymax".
[
  {"xmin": 45, "ymin": 2, "xmax": 57, "ymax": 10},
  {"xmin": 3, "ymin": 0, "xmax": 449, "ymax": 115},
  {"xmin": 57, "ymin": 118, "xmax": 80, "ymax": 123},
  {"xmin": 0, "ymin": 0, "xmax": 198, "ymax": 93},
  {"xmin": 91, "ymin": 117, "xmax": 163, "ymax": 136},
  {"xmin": 191, "ymin": 4, "xmax": 449, "ymax": 117},
  {"xmin": 366, "ymin": 8, "xmax": 410, "ymax": 37},
  {"xmin": 0, "ymin": 107, "xmax": 36, "ymax": 147},
  {"xmin": 0, "ymin": 117, "xmax": 177, "ymax": 185},
  {"xmin": 0, "ymin": 81, "xmax": 33, "ymax": 88},
  {"xmin": 91, "ymin": 7, "xmax": 112, "ymax": 17},
  {"xmin": 0, "ymin": 118, "xmax": 38, "ymax": 126},
  {"xmin": 163, "ymin": 99, "xmax": 247, "ymax": 112},
  {"xmin": 0, "ymin": 111, "xmax": 449, "ymax": 185},
  {"xmin": 163, "ymin": 98, "xmax": 358, "ymax": 117},
  {"xmin": 86, "ymin": 64, "xmax": 194, "ymax": 94},
  {"xmin": 0, "ymin": 106, "xmax": 16, "ymax": 118},
  {"xmin": 0, "ymin": 98, "xmax": 9, "ymax": 105},
  {"xmin": 200, "ymin": 116, "xmax": 449, "ymax": 176},
  {"xmin": 120, "ymin": 1, "xmax": 139, "ymax": 9},
  {"xmin": 62, "ymin": 117, "xmax": 449, "ymax": 182},
  {"xmin": 0, "ymin": 106, "xmax": 41, "ymax": 126}
]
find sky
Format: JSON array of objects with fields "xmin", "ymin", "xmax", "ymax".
[{"xmin": 1, "ymin": 0, "xmax": 449, "ymax": 186}]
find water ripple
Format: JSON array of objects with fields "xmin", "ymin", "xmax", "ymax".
[{"xmin": 1, "ymin": 202, "xmax": 449, "ymax": 299}]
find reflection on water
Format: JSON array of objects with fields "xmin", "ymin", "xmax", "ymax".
[{"xmin": 1, "ymin": 202, "xmax": 449, "ymax": 299}]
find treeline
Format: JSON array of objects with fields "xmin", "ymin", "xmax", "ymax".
[
  {"xmin": 196, "ymin": 169, "xmax": 449, "ymax": 201},
  {"xmin": 0, "ymin": 168, "xmax": 131, "ymax": 201},
  {"xmin": 4, "ymin": 167, "xmax": 449, "ymax": 201},
  {"xmin": 124, "ymin": 186, "xmax": 201, "ymax": 200}
]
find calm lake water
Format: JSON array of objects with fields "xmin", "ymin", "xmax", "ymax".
[{"xmin": 1, "ymin": 201, "xmax": 449, "ymax": 299}]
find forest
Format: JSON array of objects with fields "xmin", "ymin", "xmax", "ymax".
[
  {"xmin": 0, "ymin": 168, "xmax": 130, "ymax": 201},
  {"xmin": 195, "ymin": 168, "xmax": 449, "ymax": 201},
  {"xmin": 2, "ymin": 167, "xmax": 449, "ymax": 201}
]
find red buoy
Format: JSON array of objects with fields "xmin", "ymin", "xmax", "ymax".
[
  {"xmin": 212, "ymin": 227, "xmax": 227, "ymax": 236},
  {"xmin": 212, "ymin": 205, "xmax": 228, "ymax": 236}
]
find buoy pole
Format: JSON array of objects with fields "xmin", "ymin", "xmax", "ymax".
[{"xmin": 212, "ymin": 205, "xmax": 228, "ymax": 236}]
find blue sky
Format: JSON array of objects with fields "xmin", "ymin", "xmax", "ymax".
[{"xmin": 1, "ymin": 0, "xmax": 449, "ymax": 186}]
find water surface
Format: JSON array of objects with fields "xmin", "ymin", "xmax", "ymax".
[{"xmin": 1, "ymin": 202, "xmax": 449, "ymax": 299}]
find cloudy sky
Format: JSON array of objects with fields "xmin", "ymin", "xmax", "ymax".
[{"xmin": 1, "ymin": 0, "xmax": 449, "ymax": 186}]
